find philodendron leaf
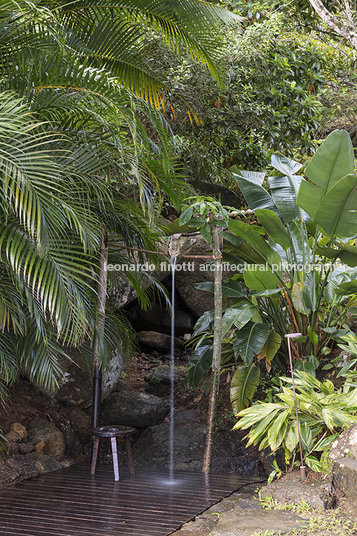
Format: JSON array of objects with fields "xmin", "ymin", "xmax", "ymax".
[
  {"xmin": 233, "ymin": 322, "xmax": 270, "ymax": 364},
  {"xmin": 230, "ymin": 363, "xmax": 260, "ymax": 414},
  {"xmin": 297, "ymin": 129, "xmax": 354, "ymax": 221}
]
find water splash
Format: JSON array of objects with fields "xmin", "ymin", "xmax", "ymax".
[{"xmin": 169, "ymin": 256, "xmax": 177, "ymax": 483}]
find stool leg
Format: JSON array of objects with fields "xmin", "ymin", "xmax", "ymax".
[
  {"xmin": 111, "ymin": 437, "xmax": 119, "ymax": 481},
  {"xmin": 124, "ymin": 436, "xmax": 135, "ymax": 475},
  {"xmin": 91, "ymin": 437, "xmax": 100, "ymax": 475}
]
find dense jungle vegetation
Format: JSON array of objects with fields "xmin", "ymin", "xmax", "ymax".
[{"xmin": 2, "ymin": 0, "xmax": 357, "ymax": 472}]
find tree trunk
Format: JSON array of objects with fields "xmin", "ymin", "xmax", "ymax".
[
  {"xmin": 91, "ymin": 225, "xmax": 108, "ymax": 429},
  {"xmin": 202, "ymin": 224, "xmax": 222, "ymax": 473},
  {"xmin": 308, "ymin": 0, "xmax": 357, "ymax": 49}
]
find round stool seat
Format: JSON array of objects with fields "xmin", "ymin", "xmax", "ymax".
[
  {"xmin": 92, "ymin": 425, "xmax": 135, "ymax": 438},
  {"xmin": 91, "ymin": 425, "xmax": 135, "ymax": 481}
]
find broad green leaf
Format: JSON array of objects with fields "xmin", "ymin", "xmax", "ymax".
[
  {"xmin": 195, "ymin": 279, "xmax": 247, "ymax": 298},
  {"xmin": 313, "ymin": 434, "xmax": 339, "ymax": 451},
  {"xmin": 221, "ymin": 303, "xmax": 256, "ymax": 337},
  {"xmin": 200, "ymin": 222, "xmax": 212, "ymax": 244},
  {"xmin": 187, "ymin": 344, "xmax": 212, "ymax": 389},
  {"xmin": 303, "ymin": 271, "xmax": 319, "ymax": 312},
  {"xmin": 268, "ymin": 174, "xmax": 305, "ymax": 222},
  {"xmin": 308, "ymin": 326, "xmax": 319, "ymax": 347},
  {"xmin": 233, "ymin": 322, "xmax": 270, "ymax": 364},
  {"xmin": 322, "ymin": 408, "xmax": 335, "ymax": 431},
  {"xmin": 192, "ymin": 310, "xmax": 215, "ymax": 335},
  {"xmin": 285, "ymin": 424, "xmax": 299, "ymax": 453},
  {"xmin": 297, "ymin": 129, "xmax": 354, "ymax": 221},
  {"xmin": 164, "ymin": 219, "xmax": 196, "ymax": 234},
  {"xmin": 321, "ymin": 379, "xmax": 335, "ymax": 395},
  {"xmin": 179, "ymin": 207, "xmax": 193, "ymax": 225},
  {"xmin": 304, "ymin": 455, "xmax": 322, "ymax": 472},
  {"xmin": 300, "ymin": 422, "xmax": 314, "ymax": 452},
  {"xmin": 228, "ymin": 220, "xmax": 271, "ymax": 257},
  {"xmin": 271, "ymin": 154, "xmax": 303, "ymax": 176},
  {"xmin": 231, "ymin": 169, "xmax": 265, "ymax": 186},
  {"xmin": 244, "ymin": 265, "xmax": 279, "ymax": 291},
  {"xmin": 295, "ymin": 360, "xmax": 316, "ymax": 377},
  {"xmin": 292, "ymin": 281, "xmax": 311, "ymax": 315},
  {"xmin": 335, "ymin": 280, "xmax": 357, "ymax": 296},
  {"xmin": 257, "ymin": 331, "xmax": 281, "ymax": 369},
  {"xmin": 233, "ymin": 174, "xmax": 277, "ymax": 213},
  {"xmin": 255, "ymin": 209, "xmax": 291, "ymax": 251},
  {"xmin": 314, "ymin": 175, "xmax": 357, "ymax": 237},
  {"xmin": 230, "ymin": 363, "xmax": 260, "ymax": 414}
]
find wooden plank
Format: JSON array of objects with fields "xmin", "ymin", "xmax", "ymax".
[{"xmin": 0, "ymin": 464, "xmax": 261, "ymax": 536}]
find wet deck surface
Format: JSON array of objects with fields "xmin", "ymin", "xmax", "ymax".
[{"xmin": 0, "ymin": 463, "xmax": 260, "ymax": 536}]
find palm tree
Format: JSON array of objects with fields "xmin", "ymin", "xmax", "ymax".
[{"xmin": 0, "ymin": 0, "xmax": 238, "ymax": 398}]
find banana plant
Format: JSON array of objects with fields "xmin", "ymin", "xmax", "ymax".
[{"xmin": 214, "ymin": 130, "xmax": 357, "ymax": 413}]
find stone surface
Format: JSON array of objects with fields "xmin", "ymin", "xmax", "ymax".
[
  {"xmin": 60, "ymin": 419, "xmax": 76, "ymax": 448},
  {"xmin": 5, "ymin": 430, "xmax": 21, "ymax": 443},
  {"xmin": 34, "ymin": 440, "xmax": 46, "ymax": 453},
  {"xmin": 18, "ymin": 441, "xmax": 34, "ymax": 454},
  {"xmin": 129, "ymin": 303, "xmax": 194, "ymax": 336},
  {"xmin": 322, "ymin": 424, "xmax": 357, "ymax": 478},
  {"xmin": 102, "ymin": 391, "xmax": 170, "ymax": 428},
  {"xmin": 208, "ymin": 505, "xmax": 305, "ymax": 536},
  {"xmin": 6, "ymin": 441, "xmax": 19, "ymax": 455},
  {"xmin": 333, "ymin": 457, "xmax": 357, "ymax": 500},
  {"xmin": 3, "ymin": 455, "xmax": 39, "ymax": 483},
  {"xmin": 171, "ymin": 487, "xmax": 306, "ymax": 536},
  {"xmin": 261, "ymin": 477, "xmax": 335, "ymax": 510},
  {"xmin": 26, "ymin": 452, "xmax": 62, "ymax": 474},
  {"xmin": 10, "ymin": 423, "xmax": 27, "ymax": 440},
  {"xmin": 133, "ymin": 416, "xmax": 207, "ymax": 470},
  {"xmin": 144, "ymin": 365, "xmax": 185, "ymax": 385},
  {"xmin": 35, "ymin": 348, "xmax": 124, "ymax": 407},
  {"xmin": 137, "ymin": 331, "xmax": 184, "ymax": 352},
  {"xmin": 68, "ymin": 408, "xmax": 92, "ymax": 444},
  {"xmin": 28, "ymin": 419, "xmax": 65, "ymax": 459}
]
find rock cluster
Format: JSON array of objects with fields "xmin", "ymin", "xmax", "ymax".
[{"xmin": 0, "ymin": 409, "xmax": 92, "ymax": 486}]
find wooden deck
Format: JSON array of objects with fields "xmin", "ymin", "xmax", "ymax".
[{"xmin": 0, "ymin": 463, "xmax": 260, "ymax": 536}]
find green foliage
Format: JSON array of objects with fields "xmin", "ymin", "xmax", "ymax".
[{"xmin": 234, "ymin": 371, "xmax": 356, "ymax": 471}]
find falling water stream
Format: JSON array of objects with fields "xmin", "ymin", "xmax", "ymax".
[{"xmin": 169, "ymin": 256, "xmax": 177, "ymax": 483}]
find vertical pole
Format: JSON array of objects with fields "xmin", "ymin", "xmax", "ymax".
[
  {"xmin": 92, "ymin": 225, "xmax": 108, "ymax": 429},
  {"xmin": 285, "ymin": 333, "xmax": 306, "ymax": 481},
  {"xmin": 202, "ymin": 223, "xmax": 222, "ymax": 473}
]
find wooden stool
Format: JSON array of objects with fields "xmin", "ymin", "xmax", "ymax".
[{"xmin": 91, "ymin": 425, "xmax": 135, "ymax": 481}]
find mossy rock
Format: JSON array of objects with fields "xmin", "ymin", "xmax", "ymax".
[{"xmin": 320, "ymin": 446, "xmax": 333, "ymax": 475}]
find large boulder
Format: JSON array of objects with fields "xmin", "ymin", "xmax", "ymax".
[
  {"xmin": 144, "ymin": 365, "xmax": 186, "ymax": 395},
  {"xmin": 35, "ymin": 348, "xmax": 124, "ymax": 407},
  {"xmin": 174, "ymin": 234, "xmax": 237, "ymax": 318},
  {"xmin": 323, "ymin": 423, "xmax": 357, "ymax": 504},
  {"xmin": 28, "ymin": 419, "xmax": 65, "ymax": 459},
  {"xmin": 102, "ymin": 391, "xmax": 170, "ymax": 428},
  {"xmin": 137, "ymin": 331, "xmax": 184, "ymax": 352},
  {"xmin": 68, "ymin": 408, "xmax": 92, "ymax": 444},
  {"xmin": 133, "ymin": 412, "xmax": 207, "ymax": 470}
]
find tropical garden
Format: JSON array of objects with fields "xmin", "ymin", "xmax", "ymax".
[{"xmin": 2, "ymin": 0, "xmax": 357, "ymax": 489}]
